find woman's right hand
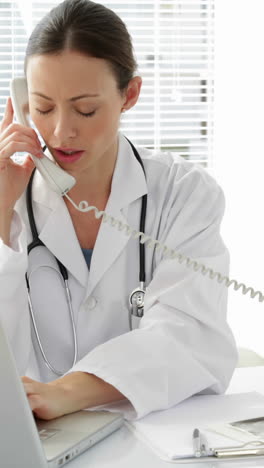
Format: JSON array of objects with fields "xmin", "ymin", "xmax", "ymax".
[{"xmin": 0, "ymin": 96, "xmax": 44, "ymax": 213}]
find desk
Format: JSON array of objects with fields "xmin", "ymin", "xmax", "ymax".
[{"xmin": 68, "ymin": 367, "xmax": 264, "ymax": 468}]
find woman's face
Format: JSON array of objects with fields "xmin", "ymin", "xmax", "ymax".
[{"xmin": 26, "ymin": 50, "xmax": 136, "ymax": 180}]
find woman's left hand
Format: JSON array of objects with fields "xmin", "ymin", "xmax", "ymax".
[
  {"xmin": 22, "ymin": 375, "xmax": 77, "ymax": 420},
  {"xmin": 22, "ymin": 372, "xmax": 126, "ymax": 421}
]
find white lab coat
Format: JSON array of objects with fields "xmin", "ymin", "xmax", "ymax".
[{"xmin": 0, "ymin": 133, "xmax": 237, "ymax": 419}]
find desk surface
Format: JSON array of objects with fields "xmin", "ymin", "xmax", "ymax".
[{"xmin": 68, "ymin": 367, "xmax": 264, "ymax": 468}]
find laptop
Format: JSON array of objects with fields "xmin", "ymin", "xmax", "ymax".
[{"xmin": 0, "ymin": 321, "xmax": 123, "ymax": 468}]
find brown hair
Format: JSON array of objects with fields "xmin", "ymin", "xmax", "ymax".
[{"xmin": 24, "ymin": 0, "xmax": 137, "ymax": 92}]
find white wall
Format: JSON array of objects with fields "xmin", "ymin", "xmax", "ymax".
[{"xmin": 214, "ymin": 0, "xmax": 264, "ymax": 354}]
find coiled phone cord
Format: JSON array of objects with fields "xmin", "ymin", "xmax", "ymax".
[{"xmin": 64, "ymin": 193, "xmax": 264, "ymax": 304}]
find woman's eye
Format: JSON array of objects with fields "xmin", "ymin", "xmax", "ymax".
[
  {"xmin": 78, "ymin": 110, "xmax": 96, "ymax": 118},
  {"xmin": 36, "ymin": 109, "xmax": 52, "ymax": 115},
  {"xmin": 35, "ymin": 109, "xmax": 96, "ymax": 118}
]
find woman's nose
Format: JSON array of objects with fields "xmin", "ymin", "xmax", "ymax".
[{"xmin": 53, "ymin": 113, "xmax": 78, "ymax": 140}]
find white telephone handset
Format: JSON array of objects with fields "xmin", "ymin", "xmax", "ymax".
[{"xmin": 10, "ymin": 77, "xmax": 76, "ymax": 196}]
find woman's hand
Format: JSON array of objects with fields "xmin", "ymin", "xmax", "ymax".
[
  {"xmin": 0, "ymin": 96, "xmax": 43, "ymax": 213},
  {"xmin": 22, "ymin": 372, "xmax": 126, "ymax": 421},
  {"xmin": 22, "ymin": 376, "xmax": 71, "ymax": 420}
]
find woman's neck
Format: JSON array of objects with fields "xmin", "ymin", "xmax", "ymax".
[{"xmin": 67, "ymin": 169, "xmax": 113, "ymax": 205}]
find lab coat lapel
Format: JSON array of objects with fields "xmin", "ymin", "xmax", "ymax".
[
  {"xmin": 31, "ymin": 170, "xmax": 89, "ymax": 288},
  {"xmin": 86, "ymin": 134, "xmax": 147, "ymax": 296}
]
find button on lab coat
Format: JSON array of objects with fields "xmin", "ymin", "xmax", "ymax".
[{"xmin": 0, "ymin": 133, "xmax": 237, "ymax": 419}]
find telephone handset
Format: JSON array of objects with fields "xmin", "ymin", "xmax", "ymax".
[
  {"xmin": 9, "ymin": 78, "xmax": 264, "ymax": 305},
  {"xmin": 10, "ymin": 77, "xmax": 76, "ymax": 196}
]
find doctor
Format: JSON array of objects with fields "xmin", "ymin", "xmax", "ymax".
[{"xmin": 0, "ymin": 0, "xmax": 237, "ymax": 421}]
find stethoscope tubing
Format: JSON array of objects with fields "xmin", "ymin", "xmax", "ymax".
[{"xmin": 126, "ymin": 138, "xmax": 147, "ymax": 283}]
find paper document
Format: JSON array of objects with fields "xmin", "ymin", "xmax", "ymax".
[{"xmin": 127, "ymin": 392, "xmax": 264, "ymax": 461}]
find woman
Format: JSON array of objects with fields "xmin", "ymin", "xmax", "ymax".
[{"xmin": 0, "ymin": 0, "xmax": 237, "ymax": 421}]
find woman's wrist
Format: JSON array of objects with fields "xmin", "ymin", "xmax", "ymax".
[
  {"xmin": 50, "ymin": 371, "xmax": 126, "ymax": 414},
  {"xmin": 0, "ymin": 209, "xmax": 14, "ymax": 246}
]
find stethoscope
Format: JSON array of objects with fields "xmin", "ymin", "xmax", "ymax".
[{"xmin": 25, "ymin": 138, "xmax": 147, "ymax": 376}]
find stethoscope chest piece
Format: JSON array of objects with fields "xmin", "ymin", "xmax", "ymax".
[{"xmin": 129, "ymin": 286, "xmax": 145, "ymax": 318}]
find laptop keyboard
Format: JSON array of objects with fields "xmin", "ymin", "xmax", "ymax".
[{"xmin": 38, "ymin": 428, "xmax": 60, "ymax": 441}]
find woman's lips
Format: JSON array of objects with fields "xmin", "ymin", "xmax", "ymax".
[{"xmin": 53, "ymin": 149, "xmax": 85, "ymax": 163}]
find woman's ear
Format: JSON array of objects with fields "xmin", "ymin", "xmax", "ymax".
[{"xmin": 121, "ymin": 76, "xmax": 142, "ymax": 112}]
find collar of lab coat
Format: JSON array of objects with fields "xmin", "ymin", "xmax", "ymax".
[{"xmin": 30, "ymin": 133, "xmax": 148, "ymax": 293}]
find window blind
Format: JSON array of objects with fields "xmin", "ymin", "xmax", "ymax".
[{"xmin": 0, "ymin": 0, "xmax": 214, "ymax": 164}]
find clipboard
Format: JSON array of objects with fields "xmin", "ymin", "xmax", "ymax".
[
  {"xmin": 126, "ymin": 392, "xmax": 264, "ymax": 462},
  {"xmin": 192, "ymin": 426, "xmax": 264, "ymax": 459}
]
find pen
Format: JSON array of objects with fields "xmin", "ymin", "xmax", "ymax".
[
  {"xmin": 214, "ymin": 447, "xmax": 264, "ymax": 458},
  {"xmin": 193, "ymin": 428, "xmax": 201, "ymax": 457}
]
